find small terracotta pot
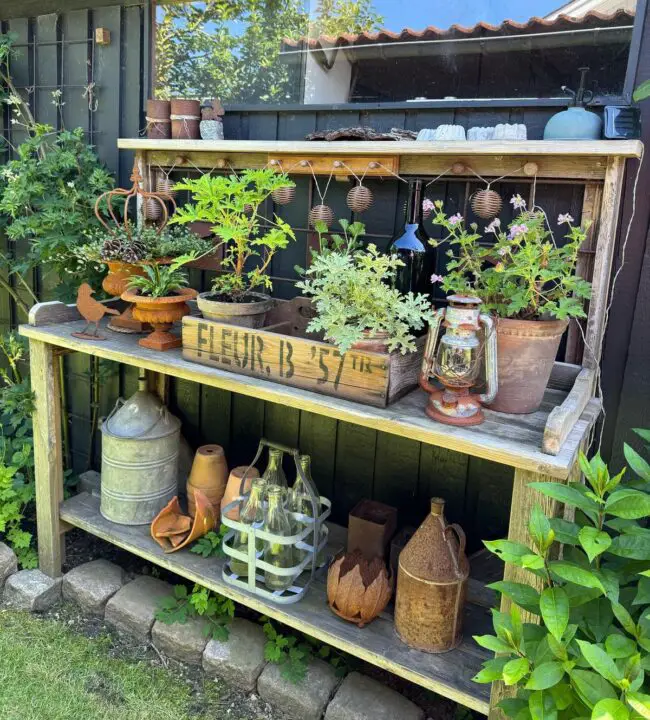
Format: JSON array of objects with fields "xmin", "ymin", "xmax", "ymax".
[
  {"xmin": 488, "ymin": 317, "xmax": 569, "ymax": 414},
  {"xmin": 187, "ymin": 444, "xmax": 229, "ymax": 517},
  {"xmin": 151, "ymin": 491, "xmax": 217, "ymax": 553},
  {"xmin": 350, "ymin": 330, "xmax": 390, "ymax": 354},
  {"xmin": 327, "ymin": 550, "xmax": 392, "ymax": 628},
  {"xmin": 197, "ymin": 291, "xmax": 274, "ymax": 328},
  {"xmin": 103, "ymin": 261, "xmax": 149, "ymax": 333},
  {"xmin": 121, "ymin": 287, "xmax": 198, "ymax": 351},
  {"xmin": 221, "ymin": 465, "xmax": 260, "ymax": 521},
  {"xmin": 146, "ymin": 99, "xmax": 171, "ymax": 139},
  {"xmin": 171, "ymin": 99, "xmax": 200, "ymax": 139}
]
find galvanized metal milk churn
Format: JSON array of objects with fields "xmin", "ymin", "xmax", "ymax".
[
  {"xmin": 100, "ymin": 379, "xmax": 181, "ymax": 525},
  {"xmin": 394, "ymin": 498, "xmax": 469, "ymax": 653}
]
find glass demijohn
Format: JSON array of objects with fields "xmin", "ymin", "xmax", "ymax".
[
  {"xmin": 263, "ymin": 485, "xmax": 295, "ymax": 591},
  {"xmin": 230, "ymin": 477, "xmax": 265, "ymax": 577}
]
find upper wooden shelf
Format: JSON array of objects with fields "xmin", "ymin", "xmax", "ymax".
[
  {"xmin": 19, "ymin": 313, "xmax": 600, "ymax": 479},
  {"xmin": 119, "ymin": 138, "xmax": 642, "ymax": 181},
  {"xmin": 118, "ymin": 138, "xmax": 643, "ymax": 158}
]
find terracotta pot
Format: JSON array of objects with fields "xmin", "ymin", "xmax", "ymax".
[
  {"xmin": 121, "ymin": 287, "xmax": 198, "ymax": 351},
  {"xmin": 488, "ymin": 317, "xmax": 569, "ymax": 414},
  {"xmin": 171, "ymin": 99, "xmax": 200, "ymax": 139},
  {"xmin": 186, "ymin": 444, "xmax": 229, "ymax": 517},
  {"xmin": 395, "ymin": 498, "xmax": 469, "ymax": 653},
  {"xmin": 102, "ymin": 261, "xmax": 149, "ymax": 333},
  {"xmin": 146, "ymin": 99, "xmax": 171, "ymax": 139},
  {"xmin": 221, "ymin": 465, "xmax": 260, "ymax": 521},
  {"xmin": 350, "ymin": 330, "xmax": 390, "ymax": 354},
  {"xmin": 197, "ymin": 291, "xmax": 274, "ymax": 328},
  {"xmin": 327, "ymin": 550, "xmax": 392, "ymax": 628}
]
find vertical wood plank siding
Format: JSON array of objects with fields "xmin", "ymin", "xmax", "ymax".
[{"xmin": 2, "ymin": 3, "xmax": 646, "ymax": 547}]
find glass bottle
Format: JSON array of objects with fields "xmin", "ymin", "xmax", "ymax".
[
  {"xmin": 389, "ymin": 179, "xmax": 435, "ymax": 297},
  {"xmin": 230, "ymin": 478, "xmax": 266, "ymax": 578},
  {"xmin": 288, "ymin": 455, "xmax": 325, "ymax": 567},
  {"xmin": 262, "ymin": 448, "xmax": 288, "ymax": 498},
  {"xmin": 263, "ymin": 485, "xmax": 295, "ymax": 591}
]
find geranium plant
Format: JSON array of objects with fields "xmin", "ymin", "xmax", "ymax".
[
  {"xmin": 431, "ymin": 196, "xmax": 592, "ymax": 320},
  {"xmin": 474, "ymin": 439, "xmax": 650, "ymax": 719},
  {"xmin": 296, "ymin": 221, "xmax": 433, "ymax": 354},
  {"xmin": 170, "ymin": 169, "xmax": 296, "ymax": 300}
]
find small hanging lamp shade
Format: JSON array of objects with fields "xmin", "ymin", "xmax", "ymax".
[
  {"xmin": 347, "ymin": 185, "xmax": 373, "ymax": 213},
  {"xmin": 309, "ymin": 204, "xmax": 334, "ymax": 227},
  {"xmin": 271, "ymin": 185, "xmax": 296, "ymax": 205},
  {"xmin": 470, "ymin": 189, "xmax": 503, "ymax": 220},
  {"xmin": 143, "ymin": 197, "xmax": 163, "ymax": 221}
]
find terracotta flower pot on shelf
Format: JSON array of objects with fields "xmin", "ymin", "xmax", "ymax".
[
  {"xmin": 197, "ymin": 291, "xmax": 274, "ymax": 328},
  {"xmin": 121, "ymin": 287, "xmax": 197, "ymax": 351},
  {"xmin": 488, "ymin": 317, "xmax": 569, "ymax": 414},
  {"xmin": 186, "ymin": 444, "xmax": 229, "ymax": 518},
  {"xmin": 102, "ymin": 261, "xmax": 149, "ymax": 333},
  {"xmin": 221, "ymin": 465, "xmax": 260, "ymax": 521}
]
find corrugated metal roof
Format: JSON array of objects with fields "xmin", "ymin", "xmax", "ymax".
[{"xmin": 284, "ymin": 9, "xmax": 634, "ymax": 50}]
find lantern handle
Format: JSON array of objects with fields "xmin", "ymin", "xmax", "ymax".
[
  {"xmin": 478, "ymin": 312, "xmax": 498, "ymax": 405},
  {"xmin": 419, "ymin": 308, "xmax": 445, "ymax": 395},
  {"xmin": 444, "ymin": 523, "xmax": 467, "ymax": 574}
]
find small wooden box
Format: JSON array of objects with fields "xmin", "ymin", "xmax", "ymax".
[{"xmin": 182, "ymin": 298, "xmax": 424, "ymax": 408}]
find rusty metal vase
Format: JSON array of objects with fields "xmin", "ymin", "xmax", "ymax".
[
  {"xmin": 488, "ymin": 317, "xmax": 569, "ymax": 414},
  {"xmin": 394, "ymin": 498, "xmax": 469, "ymax": 653}
]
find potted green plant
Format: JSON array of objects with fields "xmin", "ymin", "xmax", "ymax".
[
  {"xmin": 432, "ymin": 197, "xmax": 591, "ymax": 413},
  {"xmin": 296, "ymin": 220, "xmax": 433, "ymax": 354},
  {"xmin": 121, "ymin": 253, "xmax": 200, "ymax": 351},
  {"xmin": 170, "ymin": 168, "xmax": 296, "ymax": 328}
]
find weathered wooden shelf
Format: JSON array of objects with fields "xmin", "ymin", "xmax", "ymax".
[
  {"xmin": 19, "ymin": 316, "xmax": 600, "ymax": 479},
  {"xmin": 117, "ymin": 138, "xmax": 643, "ymax": 181},
  {"xmin": 61, "ymin": 491, "xmax": 493, "ymax": 714}
]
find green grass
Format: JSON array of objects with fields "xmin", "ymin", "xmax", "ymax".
[{"xmin": 0, "ymin": 609, "xmax": 221, "ymax": 720}]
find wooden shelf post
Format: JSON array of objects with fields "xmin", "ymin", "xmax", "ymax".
[{"xmin": 30, "ymin": 339, "xmax": 65, "ymax": 577}]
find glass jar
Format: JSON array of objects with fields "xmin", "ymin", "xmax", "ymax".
[
  {"xmin": 288, "ymin": 455, "xmax": 325, "ymax": 567},
  {"xmin": 262, "ymin": 448, "xmax": 288, "ymax": 497},
  {"xmin": 230, "ymin": 477, "xmax": 265, "ymax": 578},
  {"xmin": 263, "ymin": 485, "xmax": 295, "ymax": 591}
]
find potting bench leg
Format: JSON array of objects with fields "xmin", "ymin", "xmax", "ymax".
[
  {"xmin": 30, "ymin": 339, "xmax": 64, "ymax": 577},
  {"xmin": 488, "ymin": 457, "xmax": 584, "ymax": 719}
]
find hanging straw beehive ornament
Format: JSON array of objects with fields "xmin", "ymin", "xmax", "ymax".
[
  {"xmin": 271, "ymin": 185, "xmax": 296, "ymax": 205},
  {"xmin": 309, "ymin": 204, "xmax": 334, "ymax": 227},
  {"xmin": 470, "ymin": 188, "xmax": 503, "ymax": 220},
  {"xmin": 156, "ymin": 174, "xmax": 177, "ymax": 200},
  {"xmin": 144, "ymin": 197, "xmax": 163, "ymax": 221},
  {"xmin": 346, "ymin": 184, "xmax": 373, "ymax": 213}
]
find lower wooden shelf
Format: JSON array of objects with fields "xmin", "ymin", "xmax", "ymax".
[{"xmin": 61, "ymin": 492, "xmax": 492, "ymax": 714}]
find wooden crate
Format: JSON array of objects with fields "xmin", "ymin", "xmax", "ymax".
[{"xmin": 182, "ymin": 298, "xmax": 424, "ymax": 408}]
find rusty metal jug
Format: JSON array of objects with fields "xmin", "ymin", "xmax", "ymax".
[
  {"xmin": 101, "ymin": 380, "xmax": 181, "ymax": 525},
  {"xmin": 394, "ymin": 497, "xmax": 469, "ymax": 653}
]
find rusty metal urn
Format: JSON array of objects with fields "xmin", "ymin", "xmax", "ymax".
[{"xmin": 394, "ymin": 498, "xmax": 469, "ymax": 653}]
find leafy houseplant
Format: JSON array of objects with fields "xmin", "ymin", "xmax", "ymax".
[
  {"xmin": 170, "ymin": 168, "xmax": 296, "ymax": 328},
  {"xmin": 474, "ymin": 442, "xmax": 650, "ymax": 720},
  {"xmin": 432, "ymin": 197, "xmax": 591, "ymax": 414},
  {"xmin": 296, "ymin": 221, "xmax": 433, "ymax": 354},
  {"xmin": 121, "ymin": 254, "xmax": 199, "ymax": 351}
]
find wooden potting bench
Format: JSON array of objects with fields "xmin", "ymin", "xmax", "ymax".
[{"xmin": 21, "ymin": 139, "xmax": 642, "ymax": 718}]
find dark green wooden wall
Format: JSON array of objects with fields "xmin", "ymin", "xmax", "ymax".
[{"xmin": 2, "ymin": 2, "xmax": 640, "ymax": 550}]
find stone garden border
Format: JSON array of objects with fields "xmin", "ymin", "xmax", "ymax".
[{"xmin": 0, "ymin": 542, "xmax": 425, "ymax": 720}]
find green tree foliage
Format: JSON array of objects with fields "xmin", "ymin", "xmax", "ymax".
[
  {"xmin": 155, "ymin": 0, "xmax": 383, "ymax": 103},
  {"xmin": 473, "ymin": 440, "xmax": 650, "ymax": 719}
]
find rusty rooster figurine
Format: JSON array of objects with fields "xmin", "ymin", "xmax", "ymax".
[{"xmin": 71, "ymin": 283, "xmax": 119, "ymax": 340}]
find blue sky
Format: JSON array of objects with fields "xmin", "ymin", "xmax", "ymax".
[{"xmin": 368, "ymin": 0, "xmax": 561, "ymax": 31}]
